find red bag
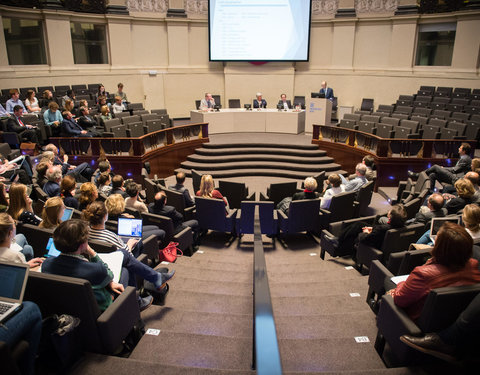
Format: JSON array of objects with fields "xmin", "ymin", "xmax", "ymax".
[{"xmin": 159, "ymin": 242, "xmax": 183, "ymax": 263}]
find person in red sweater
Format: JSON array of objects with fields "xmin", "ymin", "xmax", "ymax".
[
  {"xmin": 195, "ymin": 174, "xmax": 228, "ymax": 207},
  {"xmin": 388, "ymin": 222, "xmax": 480, "ymax": 321}
]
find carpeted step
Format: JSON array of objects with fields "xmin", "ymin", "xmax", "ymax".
[
  {"xmin": 202, "ymin": 143, "xmax": 319, "ymax": 150},
  {"xmin": 180, "ymin": 160, "xmax": 341, "ymax": 173},
  {"xmin": 168, "ymin": 258, "xmax": 252, "ymax": 272},
  {"xmin": 163, "ymin": 290, "xmax": 252, "ymax": 314},
  {"xmin": 269, "ymin": 279, "xmax": 369, "ymax": 298},
  {"xmin": 168, "ymin": 275, "xmax": 252, "ymax": 296},
  {"xmin": 196, "ymin": 146, "xmax": 326, "ymax": 157},
  {"xmin": 271, "ymin": 294, "xmax": 368, "ymax": 316},
  {"xmin": 71, "ymin": 354, "xmax": 255, "ymax": 375},
  {"xmin": 284, "ymin": 369, "xmax": 420, "ymax": 375},
  {"xmin": 278, "ymin": 338, "xmax": 386, "ymax": 372},
  {"xmin": 267, "ymin": 268, "xmax": 365, "ymax": 283},
  {"xmin": 159, "ymin": 262, "xmax": 251, "ymax": 279},
  {"xmin": 175, "ymin": 167, "xmax": 347, "ymax": 179},
  {"xmin": 187, "ymin": 153, "xmax": 334, "ymax": 164},
  {"xmin": 141, "ymin": 306, "xmax": 252, "ymax": 338},
  {"xmin": 130, "ymin": 331, "xmax": 252, "ymax": 370},
  {"xmin": 275, "ymin": 311, "xmax": 376, "ymax": 340}
]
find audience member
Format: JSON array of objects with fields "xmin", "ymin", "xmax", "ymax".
[
  {"xmin": 35, "ymin": 161, "xmax": 50, "ymax": 188},
  {"xmin": 111, "ymin": 174, "xmax": 128, "ymax": 198},
  {"xmin": 125, "ymin": 181, "xmax": 148, "ymax": 213},
  {"xmin": 43, "ymin": 165, "xmax": 62, "ymax": 197},
  {"xmin": 7, "ymin": 183, "xmax": 41, "ymax": 225},
  {"xmin": 44, "ymin": 143, "xmax": 93, "ymax": 181},
  {"xmin": 24, "ymin": 90, "xmax": 41, "ymax": 113},
  {"xmin": 61, "ymin": 111, "xmax": 93, "ymax": 137},
  {"xmin": 411, "ymin": 193, "xmax": 446, "ymax": 225},
  {"xmin": 78, "ymin": 182, "xmax": 98, "ymax": 211},
  {"xmin": 97, "ymin": 172, "xmax": 112, "ymax": 196},
  {"xmin": 115, "ymin": 82, "xmax": 128, "ymax": 103},
  {"xmin": 61, "ymin": 89, "xmax": 76, "ymax": 108},
  {"xmin": 444, "ymin": 178, "xmax": 475, "ymax": 215},
  {"xmin": 43, "ymin": 101, "xmax": 63, "ymax": 136},
  {"xmin": 64, "ymin": 98, "xmax": 75, "ymax": 114},
  {"xmin": 7, "ymin": 105, "xmax": 39, "ymax": 143},
  {"xmin": 321, "ymin": 174, "xmax": 345, "ymax": 209},
  {"xmin": 471, "ymin": 158, "xmax": 480, "ymax": 174},
  {"xmin": 196, "ymin": 174, "xmax": 228, "ymax": 207},
  {"xmin": 253, "ymin": 92, "xmax": 267, "ymax": 108},
  {"xmin": 6, "ymin": 89, "xmax": 26, "ymax": 113},
  {"xmin": 95, "ymin": 84, "xmax": 108, "ymax": 104},
  {"xmin": 0, "ymin": 153, "xmax": 31, "ymax": 185},
  {"xmin": 112, "ymin": 96, "xmax": 126, "ymax": 114},
  {"xmin": 462, "ymin": 204, "xmax": 480, "ymax": 243},
  {"xmin": 348, "ymin": 155, "xmax": 375, "ymax": 181},
  {"xmin": 39, "ymin": 89, "xmax": 54, "ymax": 108},
  {"xmin": 388, "ymin": 222, "xmax": 480, "ymax": 321},
  {"xmin": 94, "ymin": 160, "xmax": 112, "ymax": 184},
  {"xmin": 99, "ymin": 104, "xmax": 112, "ymax": 123},
  {"xmin": 168, "ymin": 172, "xmax": 195, "ymax": 207},
  {"xmin": 293, "ymin": 177, "xmax": 320, "ymax": 201},
  {"xmin": 42, "ymin": 219, "xmax": 174, "ymax": 312},
  {"xmin": 60, "ymin": 174, "xmax": 79, "ymax": 209},
  {"xmin": 340, "ymin": 163, "xmax": 367, "ymax": 192},
  {"xmin": 39, "ymin": 196, "xmax": 65, "ymax": 229},
  {"xmin": 77, "ymin": 106, "xmax": 99, "ymax": 131}
]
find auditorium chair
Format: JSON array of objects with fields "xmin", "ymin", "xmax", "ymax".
[
  {"xmin": 375, "ymin": 284, "xmax": 480, "ymax": 366},
  {"xmin": 394, "ymin": 105, "xmax": 413, "ymax": 115},
  {"xmin": 354, "ymin": 222, "xmax": 425, "ymax": 274},
  {"xmin": 191, "ymin": 169, "xmax": 202, "ymax": 193},
  {"xmin": 319, "ymin": 190, "xmax": 357, "ymax": 229},
  {"xmin": 140, "ymin": 211, "xmax": 194, "ymax": 255},
  {"xmin": 344, "ymin": 113, "xmax": 361, "ymax": 122},
  {"xmin": 24, "ymin": 272, "xmax": 140, "ymax": 355},
  {"xmin": 393, "ymin": 126, "xmax": 411, "ymax": 139},
  {"xmin": 151, "ymin": 108, "xmax": 167, "ymax": 115},
  {"xmin": 403, "ymin": 196, "xmax": 424, "ymax": 220},
  {"xmin": 144, "ymin": 178, "xmax": 160, "ymax": 203},
  {"xmin": 111, "ymin": 124, "xmax": 128, "ymax": 137},
  {"xmin": 293, "ymin": 96, "xmax": 305, "ymax": 109},
  {"xmin": 357, "ymin": 121, "xmax": 375, "ymax": 134},
  {"xmin": 260, "ymin": 181, "xmax": 298, "ymax": 207},
  {"xmin": 127, "ymin": 103, "xmax": 144, "ymax": 111},
  {"xmin": 412, "ymin": 107, "xmax": 432, "ymax": 117},
  {"xmin": 354, "ymin": 180, "xmax": 375, "ymax": 217},
  {"xmin": 195, "ymin": 100, "xmax": 201, "ymax": 109},
  {"xmin": 421, "ymin": 124, "xmax": 441, "ymax": 139},
  {"xmin": 194, "ymin": 196, "xmax": 237, "ymax": 237},
  {"xmin": 218, "ymin": 180, "xmax": 254, "ymax": 209},
  {"xmin": 391, "ymin": 113, "xmax": 409, "ymax": 120},
  {"xmin": 160, "ymin": 187, "xmax": 195, "ymax": 221},
  {"xmin": 450, "ymin": 111, "xmax": 469, "ymax": 122},
  {"xmin": 320, "ymin": 215, "xmax": 377, "ymax": 260},
  {"xmin": 126, "ymin": 122, "xmax": 146, "ymax": 137},
  {"xmin": 366, "ymin": 249, "xmax": 432, "ymax": 313},
  {"xmin": 447, "ymin": 121, "xmax": 466, "ymax": 137},
  {"xmin": 145, "ymin": 119, "xmax": 163, "ymax": 133},
  {"xmin": 465, "ymin": 122, "xmax": 480, "ymax": 141},
  {"xmin": 375, "ymin": 123, "xmax": 395, "ymax": 138},
  {"xmin": 376, "ymin": 104, "xmax": 394, "ymax": 114},
  {"xmin": 133, "ymin": 110, "xmax": 149, "ymax": 116},
  {"xmin": 103, "ymin": 118, "xmax": 121, "ymax": 131},
  {"xmin": 278, "ymin": 198, "xmax": 321, "ymax": 237},
  {"xmin": 360, "ymin": 98, "xmax": 374, "ymax": 112},
  {"xmin": 0, "ymin": 340, "xmax": 27, "ymax": 375},
  {"xmin": 0, "ymin": 142, "xmax": 21, "ymax": 160},
  {"xmin": 16, "ymin": 223, "xmax": 53, "ymax": 258},
  {"xmin": 380, "ymin": 117, "xmax": 400, "ymax": 126},
  {"xmin": 236, "ymin": 201, "xmax": 278, "ymax": 243},
  {"xmin": 338, "ymin": 119, "xmax": 357, "ymax": 130},
  {"xmin": 112, "ymin": 112, "xmax": 130, "ymax": 120},
  {"xmin": 121, "ymin": 115, "xmax": 141, "ymax": 125}
]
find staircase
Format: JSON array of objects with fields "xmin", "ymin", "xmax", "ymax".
[{"xmin": 175, "ymin": 143, "xmax": 346, "ymax": 179}]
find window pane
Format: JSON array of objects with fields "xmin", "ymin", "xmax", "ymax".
[
  {"xmin": 415, "ymin": 24, "xmax": 456, "ymax": 66},
  {"xmin": 3, "ymin": 17, "xmax": 47, "ymax": 65},
  {"xmin": 70, "ymin": 22, "xmax": 108, "ymax": 64}
]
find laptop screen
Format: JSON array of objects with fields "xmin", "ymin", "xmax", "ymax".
[
  {"xmin": 61, "ymin": 207, "xmax": 73, "ymax": 222},
  {"xmin": 0, "ymin": 261, "xmax": 29, "ymax": 303},
  {"xmin": 430, "ymin": 217, "xmax": 461, "ymax": 237},
  {"xmin": 117, "ymin": 218, "xmax": 143, "ymax": 238},
  {"xmin": 45, "ymin": 238, "xmax": 61, "ymax": 258}
]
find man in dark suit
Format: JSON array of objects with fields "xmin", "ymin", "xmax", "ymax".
[
  {"xmin": 7, "ymin": 105, "xmax": 39, "ymax": 143},
  {"xmin": 277, "ymin": 94, "xmax": 292, "ymax": 110},
  {"xmin": 319, "ymin": 81, "xmax": 334, "ymax": 100},
  {"xmin": 77, "ymin": 106, "xmax": 100, "ymax": 131},
  {"xmin": 44, "ymin": 143, "xmax": 93, "ymax": 182},
  {"xmin": 168, "ymin": 172, "xmax": 195, "ymax": 207},
  {"xmin": 412, "ymin": 193, "xmax": 446, "ymax": 225},
  {"xmin": 253, "ymin": 92, "xmax": 267, "ymax": 108},
  {"xmin": 409, "ymin": 143, "xmax": 472, "ymax": 191}
]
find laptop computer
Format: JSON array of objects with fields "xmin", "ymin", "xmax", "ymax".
[
  {"xmin": 117, "ymin": 218, "xmax": 143, "ymax": 242},
  {"xmin": 0, "ymin": 261, "xmax": 29, "ymax": 324},
  {"xmin": 429, "ymin": 216, "xmax": 461, "ymax": 244},
  {"xmin": 61, "ymin": 207, "xmax": 73, "ymax": 222}
]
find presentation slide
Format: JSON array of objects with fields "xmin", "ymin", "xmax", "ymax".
[{"xmin": 209, "ymin": 0, "xmax": 311, "ymax": 61}]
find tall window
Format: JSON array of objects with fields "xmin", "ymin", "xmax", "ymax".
[
  {"xmin": 415, "ymin": 23, "xmax": 456, "ymax": 66},
  {"xmin": 3, "ymin": 17, "xmax": 47, "ymax": 65},
  {"xmin": 70, "ymin": 22, "xmax": 108, "ymax": 64}
]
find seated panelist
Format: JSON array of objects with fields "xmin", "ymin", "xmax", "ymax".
[
  {"xmin": 253, "ymin": 92, "xmax": 267, "ymax": 109},
  {"xmin": 200, "ymin": 93, "xmax": 216, "ymax": 110},
  {"xmin": 277, "ymin": 93, "xmax": 291, "ymax": 110}
]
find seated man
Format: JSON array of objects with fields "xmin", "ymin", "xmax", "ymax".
[
  {"xmin": 199, "ymin": 92, "xmax": 215, "ymax": 110},
  {"xmin": 348, "ymin": 155, "xmax": 375, "ymax": 181},
  {"xmin": 35, "ymin": 160, "xmax": 50, "ymax": 188},
  {"xmin": 6, "ymin": 89, "xmax": 26, "ymax": 114},
  {"xmin": 409, "ymin": 143, "xmax": 472, "ymax": 191},
  {"xmin": 411, "ymin": 193, "xmax": 446, "ymax": 225},
  {"xmin": 253, "ymin": 92, "xmax": 267, "ymax": 109},
  {"xmin": 77, "ymin": 106, "xmax": 100, "ymax": 131},
  {"xmin": 61, "ymin": 111, "xmax": 94, "ymax": 137},
  {"xmin": 340, "ymin": 163, "xmax": 368, "ymax": 192},
  {"xmin": 321, "ymin": 174, "xmax": 345, "ymax": 209},
  {"xmin": 168, "ymin": 172, "xmax": 195, "ymax": 208},
  {"xmin": 61, "ymin": 89, "xmax": 76, "ymax": 109},
  {"xmin": 111, "ymin": 174, "xmax": 129, "ymax": 198},
  {"xmin": 277, "ymin": 93, "xmax": 291, "ymax": 110},
  {"xmin": 7, "ymin": 105, "xmax": 39, "ymax": 143},
  {"xmin": 149, "ymin": 191, "xmax": 200, "ymax": 243},
  {"xmin": 43, "ymin": 165, "xmax": 62, "ymax": 197},
  {"xmin": 42, "ymin": 220, "xmax": 175, "ymax": 312},
  {"xmin": 44, "ymin": 143, "xmax": 93, "ymax": 182}
]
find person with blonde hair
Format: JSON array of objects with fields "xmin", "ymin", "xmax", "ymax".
[
  {"xmin": 7, "ymin": 183, "xmax": 40, "ymax": 225},
  {"xmin": 196, "ymin": 174, "xmax": 228, "ymax": 206},
  {"xmin": 100, "ymin": 104, "xmax": 112, "ymax": 123},
  {"xmin": 462, "ymin": 204, "xmax": 480, "ymax": 243},
  {"xmin": 40, "ymin": 197, "xmax": 65, "ymax": 229},
  {"xmin": 0, "ymin": 213, "xmax": 40, "ymax": 266},
  {"xmin": 112, "ymin": 96, "xmax": 126, "ymax": 114},
  {"xmin": 78, "ymin": 182, "xmax": 98, "ymax": 211},
  {"xmin": 293, "ymin": 176, "xmax": 321, "ymax": 201},
  {"xmin": 445, "ymin": 178, "xmax": 476, "ymax": 215},
  {"xmin": 64, "ymin": 99, "xmax": 75, "ymax": 114}
]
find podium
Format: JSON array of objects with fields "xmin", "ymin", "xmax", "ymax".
[{"xmin": 305, "ymin": 98, "xmax": 332, "ymax": 133}]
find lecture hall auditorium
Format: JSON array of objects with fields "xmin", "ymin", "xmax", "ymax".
[{"xmin": 1, "ymin": 0, "xmax": 480, "ymax": 374}]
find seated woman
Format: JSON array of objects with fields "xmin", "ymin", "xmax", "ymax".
[
  {"xmin": 84, "ymin": 201, "xmax": 165, "ymax": 258},
  {"xmin": 389, "ymin": 222, "xmax": 480, "ymax": 321},
  {"xmin": 24, "ymin": 90, "xmax": 41, "ymax": 113},
  {"xmin": 320, "ymin": 174, "xmax": 345, "ymax": 209},
  {"xmin": 64, "ymin": 99, "xmax": 75, "ymax": 115},
  {"xmin": 0, "ymin": 213, "xmax": 42, "ymax": 267},
  {"xmin": 462, "ymin": 204, "xmax": 480, "ymax": 243},
  {"xmin": 105, "ymin": 193, "xmax": 165, "ymax": 244},
  {"xmin": 444, "ymin": 178, "xmax": 476, "ymax": 215},
  {"xmin": 293, "ymin": 176, "xmax": 320, "ymax": 201},
  {"xmin": 39, "ymin": 197, "xmax": 65, "ymax": 230},
  {"xmin": 196, "ymin": 174, "xmax": 228, "ymax": 206},
  {"xmin": 124, "ymin": 181, "xmax": 148, "ymax": 213},
  {"xmin": 99, "ymin": 104, "xmax": 112, "ymax": 123},
  {"xmin": 61, "ymin": 174, "xmax": 79, "ymax": 210},
  {"xmin": 7, "ymin": 183, "xmax": 41, "ymax": 226},
  {"xmin": 78, "ymin": 182, "xmax": 98, "ymax": 211},
  {"xmin": 97, "ymin": 172, "xmax": 112, "ymax": 196}
]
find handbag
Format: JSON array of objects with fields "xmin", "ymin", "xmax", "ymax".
[{"xmin": 159, "ymin": 241, "xmax": 183, "ymax": 263}]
